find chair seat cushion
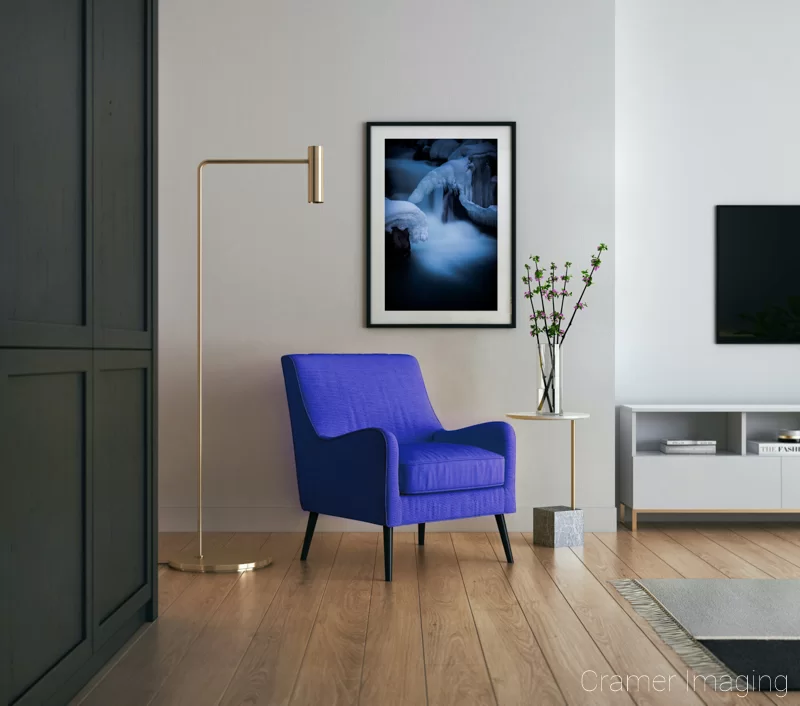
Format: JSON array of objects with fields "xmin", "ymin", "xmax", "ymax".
[{"xmin": 398, "ymin": 442, "xmax": 505, "ymax": 495}]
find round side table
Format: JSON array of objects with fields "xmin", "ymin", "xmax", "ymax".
[{"xmin": 506, "ymin": 412, "xmax": 590, "ymax": 547}]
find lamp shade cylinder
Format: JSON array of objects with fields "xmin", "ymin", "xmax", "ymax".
[{"xmin": 308, "ymin": 145, "xmax": 324, "ymax": 203}]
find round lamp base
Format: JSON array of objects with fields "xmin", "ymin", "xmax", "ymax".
[{"xmin": 167, "ymin": 548, "xmax": 272, "ymax": 573}]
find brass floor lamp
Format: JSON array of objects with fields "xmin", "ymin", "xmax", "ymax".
[{"xmin": 168, "ymin": 146, "xmax": 324, "ymax": 573}]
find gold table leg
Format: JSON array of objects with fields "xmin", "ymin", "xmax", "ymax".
[{"xmin": 570, "ymin": 420, "xmax": 576, "ymax": 510}]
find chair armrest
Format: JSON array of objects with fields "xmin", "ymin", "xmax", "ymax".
[
  {"xmin": 433, "ymin": 421, "xmax": 515, "ymax": 457},
  {"xmin": 302, "ymin": 427, "xmax": 400, "ymax": 526},
  {"xmin": 319, "ymin": 427, "xmax": 399, "ymax": 468}
]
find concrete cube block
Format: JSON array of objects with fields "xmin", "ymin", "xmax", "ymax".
[{"xmin": 533, "ymin": 505, "xmax": 584, "ymax": 547}]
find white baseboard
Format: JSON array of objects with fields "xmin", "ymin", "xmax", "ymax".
[{"xmin": 159, "ymin": 505, "xmax": 617, "ymax": 533}]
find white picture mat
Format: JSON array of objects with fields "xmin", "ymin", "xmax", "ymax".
[{"xmin": 369, "ymin": 124, "xmax": 513, "ymax": 325}]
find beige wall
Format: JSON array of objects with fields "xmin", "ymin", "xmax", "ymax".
[{"xmin": 158, "ymin": 0, "xmax": 616, "ymax": 532}]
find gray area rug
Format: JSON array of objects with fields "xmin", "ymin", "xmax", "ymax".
[{"xmin": 613, "ymin": 579, "xmax": 800, "ymax": 692}]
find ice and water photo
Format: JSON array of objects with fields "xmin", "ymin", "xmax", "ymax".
[{"xmin": 383, "ymin": 138, "xmax": 499, "ymax": 312}]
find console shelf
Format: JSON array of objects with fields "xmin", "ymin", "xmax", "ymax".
[{"xmin": 619, "ymin": 404, "xmax": 800, "ymax": 530}]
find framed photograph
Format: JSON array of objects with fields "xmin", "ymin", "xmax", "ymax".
[{"xmin": 366, "ymin": 122, "xmax": 515, "ymax": 327}]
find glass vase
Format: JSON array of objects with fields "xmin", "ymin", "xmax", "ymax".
[{"xmin": 536, "ymin": 343, "xmax": 562, "ymax": 415}]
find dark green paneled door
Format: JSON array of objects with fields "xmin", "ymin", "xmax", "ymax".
[
  {"xmin": 0, "ymin": 0, "xmax": 156, "ymax": 703},
  {"xmin": 93, "ymin": 351, "xmax": 153, "ymax": 646},
  {"xmin": 0, "ymin": 0, "xmax": 153, "ymax": 352},
  {"xmin": 93, "ymin": 0, "xmax": 153, "ymax": 350},
  {"xmin": 0, "ymin": 351, "xmax": 93, "ymax": 706},
  {"xmin": 0, "ymin": 0, "xmax": 92, "ymax": 349}
]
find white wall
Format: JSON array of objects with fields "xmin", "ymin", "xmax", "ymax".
[
  {"xmin": 616, "ymin": 0, "xmax": 800, "ymax": 405},
  {"xmin": 159, "ymin": 0, "xmax": 616, "ymax": 532}
]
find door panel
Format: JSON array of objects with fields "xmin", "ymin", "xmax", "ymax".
[
  {"xmin": 0, "ymin": 1, "xmax": 92, "ymax": 348},
  {"xmin": 93, "ymin": 0, "xmax": 151, "ymax": 349},
  {"xmin": 0, "ymin": 351, "xmax": 92, "ymax": 704},
  {"xmin": 93, "ymin": 351, "xmax": 152, "ymax": 645}
]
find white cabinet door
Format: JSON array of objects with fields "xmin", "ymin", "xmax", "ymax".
[
  {"xmin": 633, "ymin": 456, "xmax": 781, "ymax": 509},
  {"xmin": 782, "ymin": 457, "xmax": 800, "ymax": 509}
]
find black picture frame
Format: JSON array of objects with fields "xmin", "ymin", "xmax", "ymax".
[{"xmin": 366, "ymin": 121, "xmax": 516, "ymax": 328}]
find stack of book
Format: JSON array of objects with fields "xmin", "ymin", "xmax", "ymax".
[
  {"xmin": 659, "ymin": 439, "xmax": 717, "ymax": 455},
  {"xmin": 748, "ymin": 429, "xmax": 800, "ymax": 455},
  {"xmin": 747, "ymin": 441, "xmax": 800, "ymax": 455}
]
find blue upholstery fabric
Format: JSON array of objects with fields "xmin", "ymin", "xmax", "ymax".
[
  {"xmin": 399, "ymin": 443, "xmax": 504, "ymax": 494},
  {"xmin": 287, "ymin": 354, "xmax": 441, "ymax": 442},
  {"xmin": 399, "ymin": 486, "xmax": 507, "ymax": 525},
  {"xmin": 281, "ymin": 354, "xmax": 515, "ymax": 527}
]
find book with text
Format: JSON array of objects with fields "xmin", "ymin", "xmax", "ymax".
[
  {"xmin": 659, "ymin": 443, "xmax": 717, "ymax": 455},
  {"xmin": 661, "ymin": 439, "xmax": 717, "ymax": 446},
  {"xmin": 747, "ymin": 441, "xmax": 800, "ymax": 456}
]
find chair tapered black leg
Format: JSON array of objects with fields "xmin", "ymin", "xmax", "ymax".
[
  {"xmin": 495, "ymin": 514, "xmax": 514, "ymax": 563},
  {"xmin": 383, "ymin": 526, "xmax": 393, "ymax": 581},
  {"xmin": 418, "ymin": 523, "xmax": 426, "ymax": 546},
  {"xmin": 300, "ymin": 512, "xmax": 319, "ymax": 561}
]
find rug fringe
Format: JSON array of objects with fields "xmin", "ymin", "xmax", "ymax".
[{"xmin": 611, "ymin": 579, "xmax": 737, "ymax": 687}]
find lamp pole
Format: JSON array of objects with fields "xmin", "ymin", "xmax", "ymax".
[{"xmin": 168, "ymin": 146, "xmax": 324, "ymax": 573}]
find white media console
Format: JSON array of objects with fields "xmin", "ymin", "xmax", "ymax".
[{"xmin": 619, "ymin": 404, "xmax": 800, "ymax": 530}]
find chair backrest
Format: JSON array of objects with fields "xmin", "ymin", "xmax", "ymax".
[{"xmin": 281, "ymin": 354, "xmax": 442, "ymax": 443}]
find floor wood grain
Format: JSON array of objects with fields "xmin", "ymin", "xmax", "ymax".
[
  {"xmin": 359, "ymin": 533, "xmax": 427, "ymax": 706},
  {"xmin": 659, "ymin": 528, "xmax": 771, "ymax": 579},
  {"xmin": 417, "ymin": 533, "xmax": 496, "ymax": 706},
  {"xmin": 219, "ymin": 533, "xmax": 342, "ymax": 706},
  {"xmin": 150, "ymin": 533, "xmax": 302, "ymax": 706},
  {"xmin": 694, "ymin": 528, "xmax": 800, "ymax": 579},
  {"xmin": 157, "ymin": 532, "xmax": 195, "ymax": 564},
  {"xmin": 289, "ymin": 533, "xmax": 377, "ymax": 706},
  {"xmin": 488, "ymin": 533, "xmax": 632, "ymax": 705},
  {"xmin": 627, "ymin": 529, "xmax": 727, "ymax": 579},
  {"xmin": 74, "ymin": 527, "xmax": 800, "ymax": 706},
  {"xmin": 730, "ymin": 527, "xmax": 800, "ymax": 569},
  {"xmin": 453, "ymin": 533, "xmax": 564, "ymax": 705}
]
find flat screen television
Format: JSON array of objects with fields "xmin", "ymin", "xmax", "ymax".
[{"xmin": 716, "ymin": 205, "xmax": 800, "ymax": 343}]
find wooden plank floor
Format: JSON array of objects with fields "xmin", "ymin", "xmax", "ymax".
[{"xmin": 70, "ymin": 525, "xmax": 800, "ymax": 706}]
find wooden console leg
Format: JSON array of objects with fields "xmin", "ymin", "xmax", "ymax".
[
  {"xmin": 631, "ymin": 510, "xmax": 638, "ymax": 532},
  {"xmin": 619, "ymin": 503, "xmax": 625, "ymax": 523}
]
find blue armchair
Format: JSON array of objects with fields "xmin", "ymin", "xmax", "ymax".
[{"xmin": 281, "ymin": 353, "xmax": 516, "ymax": 580}]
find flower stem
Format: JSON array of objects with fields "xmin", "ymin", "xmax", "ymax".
[
  {"xmin": 525, "ymin": 269, "xmax": 551, "ymax": 411},
  {"xmin": 560, "ymin": 262, "xmax": 594, "ymax": 345},
  {"xmin": 537, "ymin": 278, "xmax": 556, "ymax": 411},
  {"xmin": 557, "ymin": 263, "xmax": 569, "ymax": 344}
]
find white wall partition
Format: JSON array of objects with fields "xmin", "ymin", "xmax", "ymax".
[{"xmin": 616, "ymin": 0, "xmax": 800, "ymax": 405}]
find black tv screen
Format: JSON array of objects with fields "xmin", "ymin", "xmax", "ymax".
[{"xmin": 717, "ymin": 205, "xmax": 800, "ymax": 343}]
